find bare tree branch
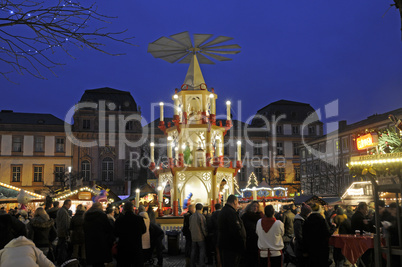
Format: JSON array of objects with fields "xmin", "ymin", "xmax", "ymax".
[{"xmin": 0, "ymin": 0, "xmax": 135, "ymax": 80}]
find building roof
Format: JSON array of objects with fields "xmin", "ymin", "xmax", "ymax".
[
  {"xmin": 308, "ymin": 107, "xmax": 402, "ymax": 142},
  {"xmin": 0, "ymin": 110, "xmax": 65, "ymax": 125},
  {"xmin": 252, "ymin": 99, "xmax": 319, "ymax": 125},
  {"xmin": 79, "ymin": 87, "xmax": 139, "ymax": 112}
]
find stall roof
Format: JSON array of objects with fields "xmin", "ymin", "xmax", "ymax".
[
  {"xmin": 0, "ymin": 182, "xmax": 44, "ymax": 200},
  {"xmin": 294, "ymin": 195, "xmax": 327, "ymax": 205}
]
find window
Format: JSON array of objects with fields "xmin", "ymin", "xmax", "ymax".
[
  {"xmin": 33, "ymin": 165, "xmax": 43, "ymax": 182},
  {"xmin": 292, "ymin": 125, "xmax": 299, "ymax": 135},
  {"xmin": 335, "ymin": 139, "xmax": 340, "ymax": 153},
  {"xmin": 11, "ymin": 165, "xmax": 22, "ymax": 182},
  {"xmin": 351, "ymin": 136, "xmax": 357, "ymax": 151},
  {"xmin": 254, "ymin": 141, "xmax": 262, "ymax": 155},
  {"xmin": 102, "ymin": 157, "xmax": 114, "ymax": 182},
  {"xmin": 276, "ymin": 125, "xmax": 283, "ymax": 134},
  {"xmin": 301, "ymin": 148, "xmax": 306, "ymax": 158},
  {"xmin": 293, "ymin": 143, "xmax": 300, "ymax": 156},
  {"xmin": 294, "ymin": 167, "xmax": 300, "ymax": 181},
  {"xmin": 83, "ymin": 119, "xmax": 90, "ymax": 129},
  {"xmin": 34, "ymin": 136, "xmax": 44, "ymax": 152},
  {"xmin": 308, "ymin": 125, "xmax": 316, "ymax": 135},
  {"xmin": 319, "ymin": 142, "xmax": 326, "ymax": 153},
  {"xmin": 342, "ymin": 137, "xmax": 349, "ymax": 151},
  {"xmin": 12, "ymin": 136, "xmax": 23, "ymax": 152},
  {"xmin": 125, "ymin": 161, "xmax": 134, "ymax": 180},
  {"xmin": 54, "ymin": 165, "xmax": 65, "ymax": 182},
  {"xmin": 56, "ymin": 137, "xmax": 65, "ymax": 152},
  {"xmin": 81, "ymin": 160, "xmax": 91, "ymax": 181},
  {"xmin": 278, "ymin": 168, "xmax": 285, "ymax": 181},
  {"xmin": 326, "ymin": 140, "xmax": 333, "ymax": 154},
  {"xmin": 276, "ymin": 142, "xmax": 283, "ymax": 155},
  {"xmin": 255, "ymin": 167, "xmax": 262, "ymax": 182},
  {"xmin": 126, "ymin": 121, "xmax": 134, "ymax": 131}
]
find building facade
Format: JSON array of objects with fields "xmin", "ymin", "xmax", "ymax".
[
  {"xmin": 0, "ymin": 110, "xmax": 72, "ymax": 195},
  {"xmin": 300, "ymin": 107, "xmax": 402, "ymax": 196},
  {"xmin": 71, "ymin": 87, "xmax": 143, "ymax": 195}
]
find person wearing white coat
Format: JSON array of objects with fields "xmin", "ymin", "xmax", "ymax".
[
  {"xmin": 139, "ymin": 207, "xmax": 151, "ymax": 262},
  {"xmin": 0, "ymin": 236, "xmax": 54, "ymax": 267}
]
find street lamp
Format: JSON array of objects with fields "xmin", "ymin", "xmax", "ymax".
[{"xmin": 68, "ymin": 166, "xmax": 72, "ymax": 190}]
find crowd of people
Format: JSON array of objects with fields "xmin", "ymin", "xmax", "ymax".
[
  {"xmin": 0, "ymin": 200, "xmax": 164, "ymax": 267},
  {"xmin": 182, "ymin": 196, "xmax": 402, "ymax": 267},
  {"xmin": 0, "ymin": 196, "xmax": 401, "ymax": 267}
]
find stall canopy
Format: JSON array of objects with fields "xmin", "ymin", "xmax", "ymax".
[
  {"xmin": 112, "ymin": 183, "xmax": 156, "ymax": 205},
  {"xmin": 0, "ymin": 182, "xmax": 44, "ymax": 202},
  {"xmin": 294, "ymin": 195, "xmax": 327, "ymax": 205}
]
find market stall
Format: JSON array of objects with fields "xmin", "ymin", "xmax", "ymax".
[
  {"xmin": 52, "ymin": 186, "xmax": 120, "ymax": 214},
  {"xmin": 0, "ymin": 181, "xmax": 45, "ymax": 211}
]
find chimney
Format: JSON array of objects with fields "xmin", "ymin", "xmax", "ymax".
[{"xmin": 339, "ymin": 120, "xmax": 347, "ymax": 131}]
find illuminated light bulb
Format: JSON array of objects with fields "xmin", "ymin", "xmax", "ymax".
[{"xmin": 174, "ymin": 94, "xmax": 178, "ymax": 99}]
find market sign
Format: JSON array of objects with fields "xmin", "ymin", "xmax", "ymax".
[
  {"xmin": 356, "ymin": 133, "xmax": 378, "ymax": 150},
  {"xmin": 347, "ymin": 188, "xmax": 364, "ymax": 196},
  {"xmin": 78, "ymin": 191, "xmax": 92, "ymax": 200}
]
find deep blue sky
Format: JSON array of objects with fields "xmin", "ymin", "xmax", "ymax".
[{"xmin": 1, "ymin": 1, "xmax": 402, "ymax": 128}]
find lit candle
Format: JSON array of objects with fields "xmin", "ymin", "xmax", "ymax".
[
  {"xmin": 173, "ymin": 95, "xmax": 179, "ymax": 115},
  {"xmin": 150, "ymin": 142, "xmax": 155, "ymax": 163},
  {"xmin": 135, "ymin": 188, "xmax": 140, "ymax": 208},
  {"xmin": 209, "ymin": 94, "xmax": 215, "ymax": 114},
  {"xmin": 226, "ymin": 101, "xmax": 231, "ymax": 120},
  {"xmin": 237, "ymin": 140, "xmax": 241, "ymax": 161},
  {"xmin": 160, "ymin": 102, "xmax": 164, "ymax": 122},
  {"xmin": 175, "ymin": 147, "xmax": 179, "ymax": 160},
  {"xmin": 167, "ymin": 137, "xmax": 173, "ymax": 158}
]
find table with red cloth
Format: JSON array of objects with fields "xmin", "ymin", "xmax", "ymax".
[{"xmin": 329, "ymin": 234, "xmax": 374, "ymax": 265}]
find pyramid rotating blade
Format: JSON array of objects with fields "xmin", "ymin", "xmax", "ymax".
[
  {"xmin": 200, "ymin": 36, "xmax": 234, "ymax": 48},
  {"xmin": 203, "ymin": 48, "xmax": 241, "ymax": 54},
  {"xmin": 193, "ymin": 34, "xmax": 213, "ymax": 48},
  {"xmin": 147, "ymin": 43, "xmax": 185, "ymax": 53},
  {"xmin": 149, "ymin": 50, "xmax": 187, "ymax": 58},
  {"xmin": 170, "ymin": 31, "xmax": 193, "ymax": 48},
  {"xmin": 196, "ymin": 53, "xmax": 215, "ymax": 64},
  {"xmin": 201, "ymin": 52, "xmax": 232, "ymax": 61},
  {"xmin": 205, "ymin": 44, "xmax": 241, "ymax": 50},
  {"xmin": 151, "ymin": 36, "xmax": 186, "ymax": 49},
  {"xmin": 159, "ymin": 51, "xmax": 189, "ymax": 63},
  {"xmin": 178, "ymin": 53, "xmax": 193, "ymax": 64}
]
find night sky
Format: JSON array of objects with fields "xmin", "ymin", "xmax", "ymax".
[{"xmin": 1, "ymin": 1, "xmax": 402, "ymax": 129}]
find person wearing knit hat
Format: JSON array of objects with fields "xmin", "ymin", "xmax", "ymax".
[
  {"xmin": 293, "ymin": 203, "xmax": 311, "ymax": 267},
  {"xmin": 302, "ymin": 202, "xmax": 336, "ymax": 267}
]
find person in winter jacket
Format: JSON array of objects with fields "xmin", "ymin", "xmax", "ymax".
[
  {"xmin": 293, "ymin": 203, "xmax": 311, "ymax": 267},
  {"xmin": 56, "ymin": 199, "xmax": 71, "ymax": 265},
  {"xmin": 0, "ymin": 236, "xmax": 54, "ymax": 267},
  {"xmin": 0, "ymin": 213, "xmax": 27, "ymax": 249},
  {"xmin": 70, "ymin": 204, "xmax": 86, "ymax": 263},
  {"xmin": 282, "ymin": 205, "xmax": 295, "ymax": 243},
  {"xmin": 139, "ymin": 206, "xmax": 151, "ymax": 262},
  {"xmin": 189, "ymin": 203, "xmax": 208, "ymax": 267},
  {"xmin": 302, "ymin": 203, "xmax": 336, "ymax": 267},
  {"xmin": 182, "ymin": 204, "xmax": 195, "ymax": 267},
  {"xmin": 256, "ymin": 205, "xmax": 284, "ymax": 267},
  {"xmin": 218, "ymin": 195, "xmax": 246, "ymax": 267},
  {"xmin": 149, "ymin": 221, "xmax": 164, "ymax": 266},
  {"xmin": 84, "ymin": 202, "xmax": 114, "ymax": 266},
  {"xmin": 115, "ymin": 201, "xmax": 146, "ymax": 267},
  {"xmin": 241, "ymin": 201, "xmax": 263, "ymax": 267},
  {"xmin": 27, "ymin": 207, "xmax": 57, "ymax": 255}
]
